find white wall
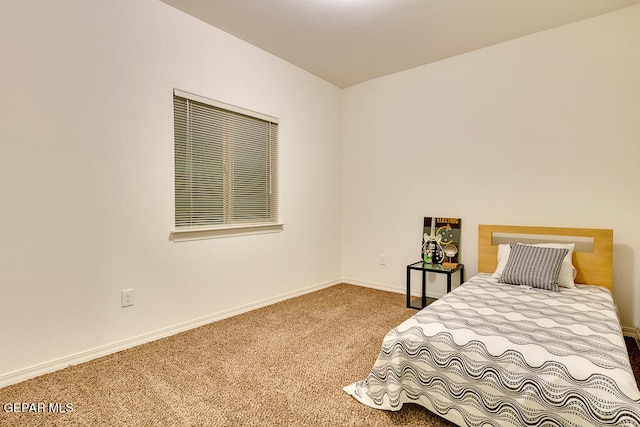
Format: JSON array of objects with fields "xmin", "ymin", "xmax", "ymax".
[
  {"xmin": 0, "ymin": 0, "xmax": 342, "ymax": 381},
  {"xmin": 342, "ymin": 6, "xmax": 640, "ymax": 327}
]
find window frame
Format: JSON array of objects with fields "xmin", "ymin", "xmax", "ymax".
[{"xmin": 171, "ymin": 89, "xmax": 283, "ymax": 242}]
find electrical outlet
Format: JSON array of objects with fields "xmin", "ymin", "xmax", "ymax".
[
  {"xmin": 379, "ymin": 254, "xmax": 386, "ymax": 265},
  {"xmin": 121, "ymin": 289, "xmax": 134, "ymax": 307}
]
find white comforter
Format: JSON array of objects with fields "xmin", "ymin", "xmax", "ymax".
[{"xmin": 344, "ymin": 274, "xmax": 640, "ymax": 426}]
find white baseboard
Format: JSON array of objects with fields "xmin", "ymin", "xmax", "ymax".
[
  {"xmin": 4, "ymin": 277, "xmax": 636, "ymax": 389},
  {"xmin": 0, "ymin": 279, "xmax": 340, "ymax": 388},
  {"xmin": 341, "ymin": 277, "xmax": 403, "ymax": 294},
  {"xmin": 342, "ymin": 277, "xmax": 447, "ymax": 299}
]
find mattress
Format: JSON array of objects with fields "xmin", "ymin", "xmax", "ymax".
[{"xmin": 344, "ymin": 274, "xmax": 640, "ymax": 426}]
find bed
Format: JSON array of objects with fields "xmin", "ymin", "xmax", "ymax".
[{"xmin": 344, "ymin": 225, "xmax": 640, "ymax": 426}]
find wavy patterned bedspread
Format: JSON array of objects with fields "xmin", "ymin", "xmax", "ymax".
[{"xmin": 344, "ymin": 274, "xmax": 640, "ymax": 426}]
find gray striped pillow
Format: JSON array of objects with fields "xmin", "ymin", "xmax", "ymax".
[{"xmin": 498, "ymin": 244, "xmax": 568, "ymax": 291}]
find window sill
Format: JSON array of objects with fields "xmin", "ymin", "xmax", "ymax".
[{"xmin": 171, "ymin": 223, "xmax": 284, "ymax": 242}]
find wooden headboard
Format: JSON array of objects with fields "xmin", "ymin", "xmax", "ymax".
[{"xmin": 478, "ymin": 225, "xmax": 613, "ymax": 289}]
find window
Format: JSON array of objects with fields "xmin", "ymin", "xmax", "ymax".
[{"xmin": 172, "ymin": 90, "xmax": 280, "ymax": 240}]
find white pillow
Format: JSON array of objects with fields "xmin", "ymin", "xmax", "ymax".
[{"xmin": 492, "ymin": 243, "xmax": 576, "ymax": 288}]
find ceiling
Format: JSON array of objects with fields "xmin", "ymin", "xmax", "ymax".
[{"xmin": 159, "ymin": 0, "xmax": 640, "ymax": 88}]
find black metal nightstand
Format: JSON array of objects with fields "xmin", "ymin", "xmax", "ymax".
[{"xmin": 406, "ymin": 262, "xmax": 465, "ymax": 309}]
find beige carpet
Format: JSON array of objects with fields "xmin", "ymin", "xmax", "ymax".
[{"xmin": 1, "ymin": 284, "xmax": 638, "ymax": 426}]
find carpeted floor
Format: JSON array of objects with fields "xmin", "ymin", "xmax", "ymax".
[{"xmin": 1, "ymin": 283, "xmax": 639, "ymax": 426}]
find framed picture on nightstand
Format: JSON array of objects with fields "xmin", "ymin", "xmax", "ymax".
[{"xmin": 422, "ymin": 217, "xmax": 461, "ymax": 266}]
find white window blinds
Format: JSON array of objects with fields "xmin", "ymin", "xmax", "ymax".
[{"xmin": 173, "ymin": 90, "xmax": 278, "ymax": 231}]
